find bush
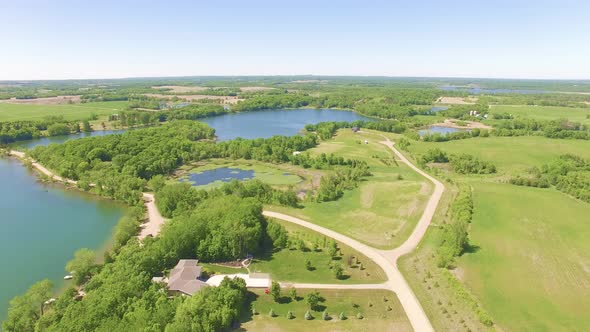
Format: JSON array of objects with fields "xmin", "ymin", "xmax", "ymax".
[
  {"xmin": 287, "ymin": 310, "xmax": 294, "ymax": 319},
  {"xmin": 322, "ymin": 310, "xmax": 330, "ymax": 321},
  {"xmin": 356, "ymin": 312, "xmax": 364, "ymax": 319},
  {"xmin": 268, "ymin": 309, "xmax": 275, "ymax": 317},
  {"xmin": 305, "ymin": 310, "xmax": 313, "ymax": 320}
]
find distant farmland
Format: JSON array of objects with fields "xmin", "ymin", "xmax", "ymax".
[{"xmin": 0, "ymin": 101, "xmax": 128, "ymax": 121}]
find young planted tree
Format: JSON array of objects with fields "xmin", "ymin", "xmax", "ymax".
[
  {"xmin": 270, "ymin": 281, "xmax": 281, "ymax": 302},
  {"xmin": 332, "ymin": 263, "xmax": 344, "ymax": 279},
  {"xmin": 289, "ymin": 287, "xmax": 297, "ymax": 301},
  {"xmin": 306, "ymin": 290, "xmax": 321, "ymax": 310}
]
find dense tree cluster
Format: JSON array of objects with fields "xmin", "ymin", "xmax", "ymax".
[
  {"xmin": 437, "ymin": 186, "xmax": 473, "ymax": 268},
  {"xmin": 0, "ymin": 117, "xmax": 87, "ymax": 144},
  {"xmin": 419, "ymin": 149, "xmax": 496, "ymax": 174},
  {"xmin": 29, "ymin": 121, "xmax": 216, "ymax": 205},
  {"xmin": 449, "ymin": 154, "xmax": 497, "ymax": 174},
  {"xmin": 492, "ymin": 118, "xmax": 590, "ymax": 140},
  {"xmin": 510, "ymin": 154, "xmax": 590, "ymax": 203}
]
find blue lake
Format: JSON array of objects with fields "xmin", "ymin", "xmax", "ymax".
[
  {"xmin": 200, "ymin": 108, "xmax": 373, "ymax": 141},
  {"xmin": 181, "ymin": 167, "xmax": 255, "ymax": 186}
]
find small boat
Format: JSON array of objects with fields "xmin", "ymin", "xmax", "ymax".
[{"xmin": 64, "ymin": 275, "xmax": 73, "ymax": 280}]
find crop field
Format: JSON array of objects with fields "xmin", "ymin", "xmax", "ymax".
[
  {"xmin": 273, "ymin": 130, "xmax": 432, "ymax": 249},
  {"xmin": 240, "ymin": 289, "xmax": 412, "ymax": 332},
  {"xmin": 0, "ymin": 101, "xmax": 128, "ymax": 121},
  {"xmin": 459, "ymin": 182, "xmax": 590, "ymax": 331},
  {"xmin": 489, "ymin": 104, "xmax": 590, "ymax": 124}
]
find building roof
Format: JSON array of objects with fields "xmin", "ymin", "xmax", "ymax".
[{"xmin": 167, "ymin": 259, "xmax": 208, "ymax": 295}]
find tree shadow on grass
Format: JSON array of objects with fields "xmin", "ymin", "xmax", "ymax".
[
  {"xmin": 277, "ymin": 296, "xmax": 292, "ymax": 304},
  {"xmin": 463, "ymin": 243, "xmax": 481, "ymax": 254}
]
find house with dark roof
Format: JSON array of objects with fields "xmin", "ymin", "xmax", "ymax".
[{"xmin": 164, "ymin": 259, "xmax": 209, "ymax": 296}]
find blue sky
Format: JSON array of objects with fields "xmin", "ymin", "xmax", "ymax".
[{"xmin": 1, "ymin": 0, "xmax": 589, "ymax": 80}]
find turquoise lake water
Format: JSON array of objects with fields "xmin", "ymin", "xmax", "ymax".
[{"xmin": 0, "ymin": 158, "xmax": 125, "ymax": 325}]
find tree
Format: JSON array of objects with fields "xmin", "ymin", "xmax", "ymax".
[
  {"xmin": 332, "ymin": 263, "xmax": 344, "ymax": 279},
  {"xmin": 82, "ymin": 120, "xmax": 92, "ymax": 132},
  {"xmin": 270, "ymin": 281, "xmax": 281, "ymax": 302},
  {"xmin": 327, "ymin": 240, "xmax": 338, "ymax": 258},
  {"xmin": 339, "ymin": 312, "xmax": 347, "ymax": 320},
  {"xmin": 357, "ymin": 312, "xmax": 364, "ymax": 319},
  {"xmin": 304, "ymin": 310, "xmax": 313, "ymax": 320},
  {"xmin": 286, "ymin": 310, "xmax": 294, "ymax": 319},
  {"xmin": 2, "ymin": 279, "xmax": 52, "ymax": 332},
  {"xmin": 65, "ymin": 248, "xmax": 97, "ymax": 285},
  {"xmin": 268, "ymin": 309, "xmax": 275, "ymax": 317},
  {"xmin": 322, "ymin": 310, "xmax": 330, "ymax": 321},
  {"xmin": 289, "ymin": 287, "xmax": 297, "ymax": 301},
  {"xmin": 306, "ymin": 290, "xmax": 321, "ymax": 310},
  {"xmin": 305, "ymin": 259, "xmax": 313, "ymax": 271}
]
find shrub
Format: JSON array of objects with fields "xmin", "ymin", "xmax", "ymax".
[{"xmin": 305, "ymin": 310, "xmax": 313, "ymax": 320}]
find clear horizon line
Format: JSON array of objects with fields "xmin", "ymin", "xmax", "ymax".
[{"xmin": 1, "ymin": 74, "xmax": 590, "ymax": 82}]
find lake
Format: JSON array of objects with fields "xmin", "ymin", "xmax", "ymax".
[
  {"xmin": 0, "ymin": 157, "xmax": 125, "ymax": 325},
  {"xmin": 200, "ymin": 108, "xmax": 372, "ymax": 140}
]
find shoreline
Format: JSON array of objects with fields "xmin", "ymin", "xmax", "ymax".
[{"xmin": 6, "ymin": 150, "xmax": 166, "ymax": 240}]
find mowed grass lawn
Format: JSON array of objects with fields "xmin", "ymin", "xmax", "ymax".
[
  {"xmin": 489, "ymin": 104, "xmax": 590, "ymax": 124},
  {"xmin": 239, "ymin": 289, "xmax": 412, "ymax": 332},
  {"xmin": 272, "ymin": 130, "xmax": 432, "ymax": 249},
  {"xmin": 459, "ymin": 182, "xmax": 590, "ymax": 331},
  {"xmin": 249, "ymin": 219, "xmax": 387, "ymax": 284},
  {"xmin": 0, "ymin": 101, "xmax": 128, "ymax": 121},
  {"xmin": 405, "ymin": 135, "xmax": 590, "ymax": 175}
]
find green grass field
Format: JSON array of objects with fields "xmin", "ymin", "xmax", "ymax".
[
  {"xmin": 239, "ymin": 289, "xmax": 412, "ymax": 331},
  {"xmin": 249, "ymin": 219, "xmax": 387, "ymax": 284},
  {"xmin": 489, "ymin": 104, "xmax": 590, "ymax": 124},
  {"xmin": 404, "ymin": 135, "xmax": 590, "ymax": 175},
  {"xmin": 0, "ymin": 101, "xmax": 128, "ymax": 121},
  {"xmin": 458, "ymin": 182, "xmax": 590, "ymax": 331},
  {"xmin": 272, "ymin": 130, "xmax": 432, "ymax": 249}
]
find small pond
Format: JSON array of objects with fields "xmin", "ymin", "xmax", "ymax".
[
  {"xmin": 180, "ymin": 167, "xmax": 255, "ymax": 186},
  {"xmin": 418, "ymin": 126, "xmax": 467, "ymax": 136},
  {"xmin": 429, "ymin": 106, "xmax": 449, "ymax": 113}
]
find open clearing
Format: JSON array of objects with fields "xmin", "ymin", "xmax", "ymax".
[
  {"xmin": 240, "ymin": 289, "xmax": 412, "ymax": 332},
  {"xmin": 489, "ymin": 104, "xmax": 590, "ymax": 124},
  {"xmin": 436, "ymin": 96, "xmax": 477, "ymax": 104},
  {"xmin": 0, "ymin": 95, "xmax": 81, "ymax": 105},
  {"xmin": 0, "ymin": 101, "xmax": 127, "ymax": 121},
  {"xmin": 272, "ymin": 130, "xmax": 432, "ymax": 249},
  {"xmin": 459, "ymin": 182, "xmax": 590, "ymax": 331}
]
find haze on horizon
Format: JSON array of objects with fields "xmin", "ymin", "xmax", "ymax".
[{"xmin": 1, "ymin": 0, "xmax": 589, "ymax": 81}]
